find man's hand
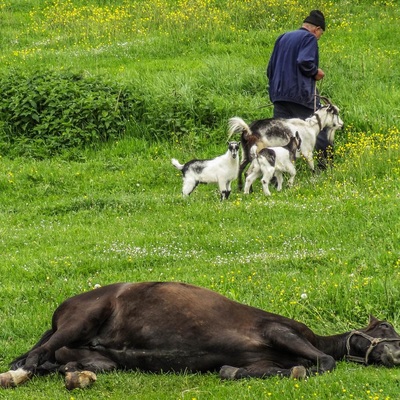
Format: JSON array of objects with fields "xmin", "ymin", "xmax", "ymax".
[{"xmin": 315, "ymin": 68, "xmax": 325, "ymax": 81}]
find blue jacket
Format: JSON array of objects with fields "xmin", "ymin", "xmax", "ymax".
[{"xmin": 267, "ymin": 28, "xmax": 319, "ymax": 110}]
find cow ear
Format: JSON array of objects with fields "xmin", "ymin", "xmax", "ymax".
[{"xmin": 368, "ymin": 315, "xmax": 380, "ymax": 325}]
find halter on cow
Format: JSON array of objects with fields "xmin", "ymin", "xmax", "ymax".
[
  {"xmin": 1, "ymin": 282, "xmax": 399, "ymax": 390},
  {"xmin": 345, "ymin": 329, "xmax": 400, "ymax": 365}
]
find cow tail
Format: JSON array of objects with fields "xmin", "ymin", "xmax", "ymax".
[{"xmin": 10, "ymin": 329, "xmax": 54, "ymax": 370}]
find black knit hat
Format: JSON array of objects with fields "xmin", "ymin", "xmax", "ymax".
[{"xmin": 303, "ymin": 10, "xmax": 326, "ymax": 31}]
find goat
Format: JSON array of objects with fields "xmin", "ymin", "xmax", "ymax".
[
  {"xmin": 244, "ymin": 132, "xmax": 302, "ymax": 196},
  {"xmin": 228, "ymin": 98, "xmax": 343, "ymax": 190},
  {"xmin": 316, "ymin": 122, "xmax": 344, "ymax": 168},
  {"xmin": 171, "ymin": 141, "xmax": 240, "ymax": 200}
]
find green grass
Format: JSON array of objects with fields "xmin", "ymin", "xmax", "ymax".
[
  {"xmin": 1, "ymin": 133, "xmax": 399, "ymax": 399},
  {"xmin": 2, "ymin": 0, "xmax": 400, "ymax": 134},
  {"xmin": 0, "ymin": 0, "xmax": 400, "ymax": 399}
]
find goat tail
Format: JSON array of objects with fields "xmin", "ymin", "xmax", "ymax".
[
  {"xmin": 171, "ymin": 158, "xmax": 184, "ymax": 170},
  {"xmin": 228, "ymin": 117, "xmax": 253, "ymax": 140}
]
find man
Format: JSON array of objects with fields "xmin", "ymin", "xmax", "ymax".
[{"xmin": 267, "ymin": 10, "xmax": 330, "ymax": 168}]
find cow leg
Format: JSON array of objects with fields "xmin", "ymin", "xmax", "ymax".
[
  {"xmin": 221, "ymin": 326, "xmax": 336, "ymax": 381},
  {"xmin": 0, "ymin": 355, "xmax": 59, "ymax": 388},
  {"xmin": 23, "ymin": 331, "xmax": 85, "ymax": 371},
  {"xmin": 0, "ymin": 368, "xmax": 32, "ymax": 388},
  {"xmin": 56, "ymin": 347, "xmax": 118, "ymax": 390},
  {"xmin": 220, "ymin": 364, "xmax": 307, "ymax": 380},
  {"xmin": 267, "ymin": 329, "xmax": 336, "ymax": 374},
  {"xmin": 23, "ymin": 302, "xmax": 114, "ymax": 372},
  {"xmin": 56, "ymin": 347, "xmax": 118, "ymax": 373},
  {"xmin": 64, "ymin": 371, "xmax": 97, "ymax": 391}
]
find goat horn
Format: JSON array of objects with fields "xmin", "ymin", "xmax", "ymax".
[{"xmin": 315, "ymin": 95, "xmax": 333, "ymax": 106}]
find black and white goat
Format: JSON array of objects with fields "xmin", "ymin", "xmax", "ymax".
[
  {"xmin": 171, "ymin": 141, "xmax": 240, "ymax": 200},
  {"xmin": 228, "ymin": 98, "xmax": 343, "ymax": 190},
  {"xmin": 244, "ymin": 132, "xmax": 302, "ymax": 196}
]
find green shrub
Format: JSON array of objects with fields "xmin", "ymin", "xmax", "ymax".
[
  {"xmin": 0, "ymin": 67, "xmax": 263, "ymax": 157},
  {"xmin": 0, "ymin": 69, "xmax": 139, "ymax": 157}
]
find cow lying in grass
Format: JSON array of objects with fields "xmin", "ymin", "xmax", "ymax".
[{"xmin": 1, "ymin": 282, "xmax": 400, "ymax": 390}]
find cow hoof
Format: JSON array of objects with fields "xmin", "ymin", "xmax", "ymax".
[
  {"xmin": 219, "ymin": 365, "xmax": 239, "ymax": 380},
  {"xmin": 0, "ymin": 372, "xmax": 17, "ymax": 388},
  {"xmin": 0, "ymin": 369, "xmax": 32, "ymax": 388},
  {"xmin": 65, "ymin": 371, "xmax": 97, "ymax": 390},
  {"xmin": 290, "ymin": 366, "xmax": 307, "ymax": 380}
]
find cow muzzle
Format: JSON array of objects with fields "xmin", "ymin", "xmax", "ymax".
[
  {"xmin": 345, "ymin": 330, "xmax": 400, "ymax": 366},
  {"xmin": 381, "ymin": 343, "xmax": 400, "ymax": 367}
]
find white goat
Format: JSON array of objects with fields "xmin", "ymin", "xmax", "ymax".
[
  {"xmin": 244, "ymin": 132, "xmax": 302, "ymax": 196},
  {"xmin": 171, "ymin": 141, "xmax": 240, "ymax": 200},
  {"xmin": 228, "ymin": 99, "xmax": 343, "ymax": 190}
]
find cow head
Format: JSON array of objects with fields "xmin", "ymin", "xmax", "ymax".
[{"xmin": 346, "ymin": 315, "xmax": 400, "ymax": 367}]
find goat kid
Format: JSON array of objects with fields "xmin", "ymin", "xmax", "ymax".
[
  {"xmin": 171, "ymin": 141, "xmax": 240, "ymax": 200},
  {"xmin": 244, "ymin": 132, "xmax": 302, "ymax": 196},
  {"xmin": 228, "ymin": 99, "xmax": 343, "ymax": 190}
]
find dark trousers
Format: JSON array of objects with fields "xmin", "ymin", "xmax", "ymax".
[{"xmin": 273, "ymin": 101, "xmax": 333, "ymax": 169}]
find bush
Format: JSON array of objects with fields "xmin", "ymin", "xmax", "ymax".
[
  {"xmin": 0, "ymin": 66, "xmax": 268, "ymax": 158},
  {"xmin": 0, "ymin": 69, "xmax": 139, "ymax": 157}
]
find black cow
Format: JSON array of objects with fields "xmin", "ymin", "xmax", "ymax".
[{"xmin": 1, "ymin": 282, "xmax": 400, "ymax": 390}]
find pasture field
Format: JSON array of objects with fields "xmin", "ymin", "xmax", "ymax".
[{"xmin": 0, "ymin": 0, "xmax": 400, "ymax": 399}]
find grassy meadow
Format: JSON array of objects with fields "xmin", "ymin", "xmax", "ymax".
[{"xmin": 0, "ymin": 0, "xmax": 400, "ymax": 399}]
